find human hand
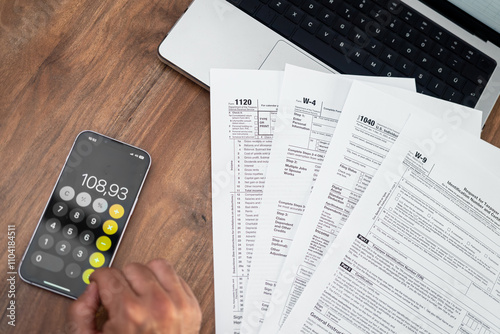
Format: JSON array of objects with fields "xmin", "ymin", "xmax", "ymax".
[{"xmin": 68, "ymin": 259, "xmax": 202, "ymax": 334}]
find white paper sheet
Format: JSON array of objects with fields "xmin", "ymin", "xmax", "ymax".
[
  {"xmin": 279, "ymin": 85, "xmax": 500, "ymax": 334},
  {"xmin": 260, "ymin": 81, "xmax": 483, "ymax": 333},
  {"xmin": 240, "ymin": 65, "xmax": 416, "ymax": 333},
  {"xmin": 210, "ymin": 69, "xmax": 283, "ymax": 334}
]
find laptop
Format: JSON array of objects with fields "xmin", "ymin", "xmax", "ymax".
[{"xmin": 158, "ymin": 0, "xmax": 500, "ymax": 126}]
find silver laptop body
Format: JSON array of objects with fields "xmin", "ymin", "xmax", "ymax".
[{"xmin": 158, "ymin": 0, "xmax": 500, "ymax": 125}]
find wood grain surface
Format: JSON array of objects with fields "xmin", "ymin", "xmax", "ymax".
[{"xmin": 0, "ymin": 0, "xmax": 499, "ymax": 333}]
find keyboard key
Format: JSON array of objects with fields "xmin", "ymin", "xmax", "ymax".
[
  {"xmin": 317, "ymin": 26, "xmax": 336, "ymax": 44},
  {"xmin": 270, "ymin": 0, "xmax": 289, "ymax": 13},
  {"xmin": 400, "ymin": 42, "xmax": 418, "ymax": 61},
  {"xmin": 349, "ymin": 27, "xmax": 369, "ymax": 46},
  {"xmin": 387, "ymin": 1, "xmax": 402, "ymax": 13},
  {"xmin": 387, "ymin": 17, "xmax": 403, "ymax": 32},
  {"xmin": 380, "ymin": 47, "xmax": 398, "ymax": 66},
  {"xmin": 431, "ymin": 45, "xmax": 449, "ymax": 62},
  {"xmin": 446, "ymin": 72, "xmax": 466, "ymax": 91},
  {"xmin": 301, "ymin": 0, "xmax": 320, "ymax": 15},
  {"xmin": 399, "ymin": 26, "xmax": 418, "ymax": 43},
  {"xmin": 364, "ymin": 55, "xmax": 383, "ymax": 74},
  {"xmin": 430, "ymin": 63, "xmax": 449, "ymax": 80},
  {"xmin": 416, "ymin": 84, "xmax": 437, "ymax": 97},
  {"xmin": 415, "ymin": 35, "xmax": 433, "ymax": 53},
  {"xmin": 301, "ymin": 16, "xmax": 321, "ymax": 34},
  {"xmin": 462, "ymin": 47, "xmax": 479, "ymax": 65},
  {"xmin": 351, "ymin": 48, "xmax": 369, "ymax": 64},
  {"xmin": 273, "ymin": 16, "xmax": 296, "ymax": 37},
  {"xmin": 321, "ymin": 0, "xmax": 340, "ymax": 11},
  {"xmin": 352, "ymin": 0, "xmax": 372, "ymax": 13},
  {"xmin": 477, "ymin": 55, "xmax": 497, "ymax": 74},
  {"xmin": 447, "ymin": 54, "xmax": 464, "ymax": 72},
  {"xmin": 462, "ymin": 63, "xmax": 488, "ymax": 86},
  {"xmin": 443, "ymin": 87, "xmax": 463, "ymax": 103},
  {"xmin": 415, "ymin": 53, "xmax": 433, "ymax": 70},
  {"xmin": 400, "ymin": 8, "xmax": 418, "ymax": 25},
  {"xmin": 332, "ymin": 35, "xmax": 353, "ymax": 52},
  {"xmin": 428, "ymin": 77, "xmax": 446, "ymax": 96},
  {"xmin": 446, "ymin": 37, "xmax": 464, "ymax": 54},
  {"xmin": 366, "ymin": 22, "xmax": 384, "ymax": 38},
  {"xmin": 415, "ymin": 18, "xmax": 432, "ymax": 34},
  {"xmin": 285, "ymin": 6, "xmax": 304, "ymax": 23},
  {"xmin": 337, "ymin": 3, "xmax": 358, "ymax": 20},
  {"xmin": 366, "ymin": 39, "xmax": 383, "ymax": 56},
  {"xmin": 332, "ymin": 17, "xmax": 352, "ymax": 36},
  {"xmin": 413, "ymin": 67, "xmax": 431, "ymax": 86},
  {"xmin": 462, "ymin": 81, "xmax": 483, "ymax": 98},
  {"xmin": 318, "ymin": 8, "xmax": 336, "ymax": 25},
  {"xmin": 395, "ymin": 57, "xmax": 414, "ymax": 75},
  {"xmin": 380, "ymin": 65, "xmax": 402, "ymax": 78},
  {"xmin": 353, "ymin": 13, "xmax": 369, "ymax": 30},
  {"xmin": 429, "ymin": 26, "xmax": 449, "ymax": 44}
]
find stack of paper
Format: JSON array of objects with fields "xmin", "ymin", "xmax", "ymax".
[{"xmin": 210, "ymin": 65, "xmax": 500, "ymax": 334}]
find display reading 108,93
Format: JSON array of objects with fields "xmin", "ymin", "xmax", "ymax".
[{"xmin": 80, "ymin": 174, "xmax": 129, "ymax": 201}]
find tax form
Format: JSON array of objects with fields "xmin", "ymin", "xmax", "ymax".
[
  {"xmin": 210, "ymin": 69, "xmax": 283, "ymax": 334},
  {"xmin": 240, "ymin": 65, "xmax": 416, "ymax": 333},
  {"xmin": 260, "ymin": 81, "xmax": 483, "ymax": 333},
  {"xmin": 279, "ymin": 88, "xmax": 500, "ymax": 334}
]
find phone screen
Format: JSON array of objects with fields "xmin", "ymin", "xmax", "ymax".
[{"xmin": 20, "ymin": 131, "xmax": 151, "ymax": 298}]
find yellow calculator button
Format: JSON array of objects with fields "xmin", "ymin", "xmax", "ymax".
[
  {"xmin": 82, "ymin": 269, "xmax": 94, "ymax": 284},
  {"xmin": 103, "ymin": 220, "xmax": 118, "ymax": 235},
  {"xmin": 109, "ymin": 204, "xmax": 124, "ymax": 219},
  {"xmin": 89, "ymin": 252, "xmax": 105, "ymax": 268},
  {"xmin": 96, "ymin": 236, "xmax": 112, "ymax": 251}
]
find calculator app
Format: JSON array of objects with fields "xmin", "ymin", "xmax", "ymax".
[{"xmin": 20, "ymin": 131, "xmax": 150, "ymax": 298}]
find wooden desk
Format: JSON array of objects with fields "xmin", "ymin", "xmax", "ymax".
[{"xmin": 0, "ymin": 1, "xmax": 499, "ymax": 333}]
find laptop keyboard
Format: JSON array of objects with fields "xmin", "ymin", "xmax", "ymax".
[{"xmin": 229, "ymin": 0, "xmax": 497, "ymax": 108}]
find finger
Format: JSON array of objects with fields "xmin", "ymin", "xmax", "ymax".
[
  {"xmin": 178, "ymin": 276, "xmax": 199, "ymax": 304},
  {"xmin": 67, "ymin": 282, "xmax": 100, "ymax": 334},
  {"xmin": 89, "ymin": 267, "xmax": 135, "ymax": 312},
  {"xmin": 122, "ymin": 262, "xmax": 165, "ymax": 297},
  {"xmin": 146, "ymin": 259, "xmax": 194, "ymax": 303}
]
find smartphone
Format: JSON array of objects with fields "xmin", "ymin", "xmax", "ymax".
[{"xmin": 19, "ymin": 131, "xmax": 151, "ymax": 299}]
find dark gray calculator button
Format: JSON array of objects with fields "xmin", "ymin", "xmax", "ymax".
[
  {"xmin": 72, "ymin": 246, "xmax": 88, "ymax": 262},
  {"xmin": 46, "ymin": 218, "xmax": 61, "ymax": 233},
  {"xmin": 38, "ymin": 234, "xmax": 54, "ymax": 249},
  {"xmin": 69, "ymin": 208, "xmax": 85, "ymax": 223},
  {"xmin": 31, "ymin": 251, "xmax": 64, "ymax": 272},
  {"xmin": 63, "ymin": 224, "xmax": 78, "ymax": 239},
  {"xmin": 79, "ymin": 230, "xmax": 95, "ymax": 245},
  {"xmin": 55, "ymin": 240, "xmax": 71, "ymax": 255},
  {"xmin": 53, "ymin": 202, "xmax": 68, "ymax": 217},
  {"xmin": 86, "ymin": 214, "xmax": 101, "ymax": 229},
  {"xmin": 65, "ymin": 263, "xmax": 82, "ymax": 278}
]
